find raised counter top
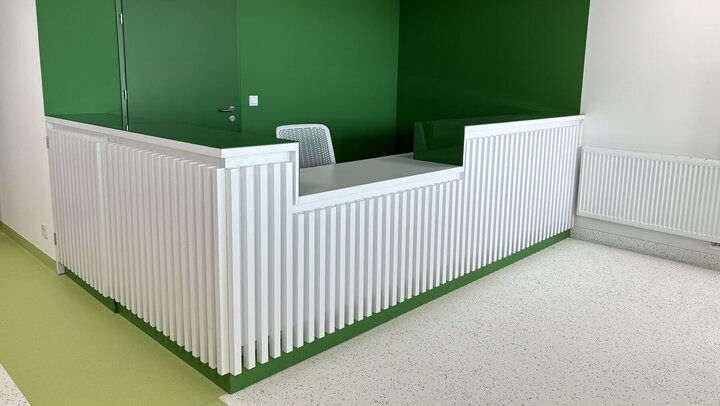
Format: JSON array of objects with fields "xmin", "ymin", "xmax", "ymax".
[
  {"xmin": 49, "ymin": 113, "xmax": 294, "ymax": 150},
  {"xmin": 47, "ymin": 114, "xmax": 297, "ymax": 160}
]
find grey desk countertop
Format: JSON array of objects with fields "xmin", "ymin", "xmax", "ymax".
[{"xmin": 299, "ymin": 153, "xmax": 461, "ymax": 197}]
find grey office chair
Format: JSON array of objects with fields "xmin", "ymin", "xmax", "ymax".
[{"xmin": 276, "ymin": 124, "xmax": 337, "ymax": 169}]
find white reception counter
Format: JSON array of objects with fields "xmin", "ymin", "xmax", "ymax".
[{"xmin": 45, "ymin": 114, "xmax": 583, "ymax": 392}]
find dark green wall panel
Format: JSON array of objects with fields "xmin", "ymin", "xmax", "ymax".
[
  {"xmin": 36, "ymin": 0, "xmax": 122, "ymax": 115},
  {"xmin": 396, "ymin": 0, "xmax": 591, "ymax": 151},
  {"xmin": 237, "ymin": 0, "xmax": 401, "ymax": 162},
  {"xmin": 122, "ymin": 0, "xmax": 242, "ymax": 132}
]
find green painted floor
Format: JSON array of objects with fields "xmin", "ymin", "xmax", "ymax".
[{"xmin": 0, "ymin": 231, "xmax": 226, "ymax": 406}]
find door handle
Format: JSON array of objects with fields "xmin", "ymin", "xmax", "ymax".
[{"xmin": 218, "ymin": 106, "xmax": 236, "ymax": 113}]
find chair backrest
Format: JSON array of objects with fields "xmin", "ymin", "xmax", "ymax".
[{"xmin": 276, "ymin": 124, "xmax": 336, "ymax": 168}]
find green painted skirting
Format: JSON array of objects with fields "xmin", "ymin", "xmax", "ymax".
[
  {"xmin": 63, "ymin": 268, "xmax": 118, "ymax": 313},
  {"xmin": 64, "ymin": 229, "xmax": 570, "ymax": 394},
  {"xmin": 0, "ymin": 222, "xmax": 56, "ymax": 271}
]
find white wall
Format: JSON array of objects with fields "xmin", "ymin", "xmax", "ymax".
[
  {"xmin": 579, "ymin": 0, "xmax": 720, "ymax": 253},
  {"xmin": 581, "ymin": 0, "xmax": 720, "ymax": 160},
  {"xmin": 0, "ymin": 0, "xmax": 56, "ymax": 259}
]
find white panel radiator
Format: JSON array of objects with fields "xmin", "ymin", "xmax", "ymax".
[{"xmin": 577, "ymin": 148, "xmax": 720, "ymax": 241}]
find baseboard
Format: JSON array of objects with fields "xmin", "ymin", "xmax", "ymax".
[
  {"xmin": 64, "ymin": 268, "xmax": 118, "ymax": 312},
  {"xmin": 62, "ymin": 230, "xmax": 570, "ymax": 394},
  {"xmin": 0, "ymin": 221, "xmax": 56, "ymax": 271},
  {"xmin": 571, "ymin": 226, "xmax": 720, "ymax": 271}
]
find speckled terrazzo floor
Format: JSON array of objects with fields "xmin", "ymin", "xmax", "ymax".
[
  {"xmin": 222, "ymin": 239, "xmax": 720, "ymax": 406},
  {"xmin": 0, "ymin": 363, "xmax": 28, "ymax": 406}
]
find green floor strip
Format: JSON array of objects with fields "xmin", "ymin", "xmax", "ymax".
[
  {"xmin": 64, "ymin": 229, "xmax": 570, "ymax": 393},
  {"xmin": 0, "ymin": 222, "xmax": 55, "ymax": 271}
]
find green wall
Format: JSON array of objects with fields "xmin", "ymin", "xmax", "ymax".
[
  {"xmin": 35, "ymin": 0, "xmax": 590, "ymax": 162},
  {"xmin": 395, "ymin": 0, "xmax": 591, "ymax": 151},
  {"xmin": 237, "ymin": 0, "xmax": 401, "ymax": 162},
  {"xmin": 36, "ymin": 0, "xmax": 122, "ymax": 115}
]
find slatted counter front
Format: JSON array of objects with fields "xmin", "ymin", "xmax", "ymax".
[{"xmin": 46, "ymin": 114, "xmax": 583, "ymax": 392}]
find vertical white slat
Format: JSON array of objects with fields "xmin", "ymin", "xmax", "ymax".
[
  {"xmin": 449, "ymin": 180, "xmax": 458, "ymax": 278},
  {"xmin": 346, "ymin": 202, "xmax": 356, "ymax": 325},
  {"xmin": 553, "ymin": 128, "xmax": 566, "ymax": 233},
  {"xmin": 390, "ymin": 193, "xmax": 400, "ymax": 307},
  {"xmin": 510, "ymin": 134, "xmax": 522, "ymax": 253},
  {"xmin": 46, "ymin": 131, "xmax": 60, "ymax": 269},
  {"xmin": 281, "ymin": 163, "xmax": 294, "ymax": 354},
  {"xmin": 72, "ymin": 137, "xmax": 84, "ymax": 280},
  {"xmin": 355, "ymin": 200, "xmax": 366, "ymax": 320},
  {"xmin": 53, "ymin": 133, "xmax": 66, "ymax": 266},
  {"xmin": 373, "ymin": 197, "xmax": 383, "ymax": 313},
  {"xmin": 398, "ymin": 191, "xmax": 408, "ymax": 302},
  {"xmin": 490, "ymin": 136, "xmax": 501, "ymax": 263},
  {"xmin": 382, "ymin": 195, "xmax": 392, "ymax": 309},
  {"xmin": 315, "ymin": 208, "xmax": 326, "ymax": 339},
  {"xmin": 124, "ymin": 148, "xmax": 137, "ymax": 316},
  {"xmin": 463, "ymin": 139, "xmax": 474, "ymax": 274},
  {"xmin": 194, "ymin": 164, "xmax": 208, "ymax": 363},
  {"xmin": 140, "ymin": 152, "xmax": 152, "ymax": 326},
  {"xmin": 242, "ymin": 167, "xmax": 257, "ymax": 370},
  {"xmin": 469, "ymin": 138, "xmax": 481, "ymax": 270},
  {"xmin": 420, "ymin": 188, "xmax": 430, "ymax": 293},
  {"xmin": 270, "ymin": 164, "xmax": 282, "ymax": 358},
  {"xmin": 478, "ymin": 138, "xmax": 490, "ymax": 268},
  {"xmin": 500, "ymin": 134, "xmax": 512, "ymax": 258},
  {"xmin": 148, "ymin": 154, "xmax": 161, "ymax": 331},
  {"xmin": 166, "ymin": 157, "xmax": 181, "ymax": 343},
  {"xmin": 226, "ymin": 168, "xmax": 243, "ymax": 375},
  {"xmin": 51, "ymin": 132, "xmax": 65, "ymax": 266},
  {"xmin": 181, "ymin": 161, "xmax": 193, "ymax": 348},
  {"xmin": 304, "ymin": 210, "xmax": 316, "ymax": 342},
  {"xmin": 80, "ymin": 139, "xmax": 91, "ymax": 283},
  {"xmin": 427, "ymin": 185, "xmax": 437, "ymax": 289},
  {"xmin": 326, "ymin": 206, "xmax": 337, "ymax": 334},
  {"xmin": 187, "ymin": 162, "xmax": 200, "ymax": 356},
  {"xmin": 365, "ymin": 199, "xmax": 374, "ymax": 317},
  {"xmin": 256, "ymin": 165, "xmax": 270, "ymax": 364},
  {"xmin": 407, "ymin": 189, "xmax": 421, "ymax": 298},
  {"xmin": 205, "ymin": 167, "xmax": 218, "ymax": 368},
  {"xmin": 293, "ymin": 212, "xmax": 305, "ymax": 347},
  {"xmin": 440, "ymin": 183, "xmax": 450, "ymax": 284},
  {"xmin": 336, "ymin": 205, "xmax": 347, "ymax": 329}
]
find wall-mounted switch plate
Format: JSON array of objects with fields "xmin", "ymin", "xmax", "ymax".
[
  {"xmin": 41, "ymin": 224, "xmax": 48, "ymax": 240},
  {"xmin": 249, "ymin": 95, "xmax": 259, "ymax": 107}
]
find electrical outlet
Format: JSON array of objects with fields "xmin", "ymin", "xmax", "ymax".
[{"xmin": 41, "ymin": 224, "xmax": 48, "ymax": 240}]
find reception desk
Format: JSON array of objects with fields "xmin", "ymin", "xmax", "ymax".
[{"xmin": 46, "ymin": 113, "xmax": 583, "ymax": 392}]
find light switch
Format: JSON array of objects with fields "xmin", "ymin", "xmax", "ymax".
[{"xmin": 249, "ymin": 95, "xmax": 259, "ymax": 107}]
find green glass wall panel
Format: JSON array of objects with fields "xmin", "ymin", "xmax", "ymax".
[
  {"xmin": 237, "ymin": 0, "xmax": 401, "ymax": 162},
  {"xmin": 413, "ymin": 112, "xmax": 573, "ymax": 166},
  {"xmin": 36, "ymin": 0, "xmax": 122, "ymax": 115},
  {"xmin": 396, "ymin": 0, "xmax": 591, "ymax": 152}
]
